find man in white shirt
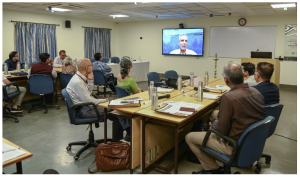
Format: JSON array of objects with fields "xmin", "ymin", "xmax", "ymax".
[
  {"xmin": 2, "ymin": 74, "xmax": 26, "ymax": 112},
  {"xmin": 170, "ymin": 33, "xmax": 197, "ymax": 55},
  {"xmin": 241, "ymin": 62, "xmax": 257, "ymax": 86},
  {"xmin": 53, "ymin": 50, "xmax": 67, "ymax": 67}
]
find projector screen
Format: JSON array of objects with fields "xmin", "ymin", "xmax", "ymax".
[{"xmin": 162, "ymin": 28, "xmax": 204, "ymax": 56}]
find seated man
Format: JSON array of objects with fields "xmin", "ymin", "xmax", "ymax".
[
  {"xmin": 92, "ymin": 53, "xmax": 117, "ymax": 93},
  {"xmin": 253, "ymin": 62, "xmax": 280, "ymax": 105},
  {"xmin": 185, "ymin": 61, "xmax": 265, "ymax": 174},
  {"xmin": 53, "ymin": 50, "xmax": 67, "ymax": 67},
  {"xmin": 241, "ymin": 62, "xmax": 257, "ymax": 86},
  {"xmin": 27, "ymin": 53, "xmax": 57, "ymax": 79},
  {"xmin": 5, "ymin": 51, "xmax": 19, "ymax": 71},
  {"xmin": 2, "ymin": 74, "xmax": 26, "ymax": 112}
]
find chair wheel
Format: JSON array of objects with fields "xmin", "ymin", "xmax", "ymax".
[
  {"xmin": 74, "ymin": 156, "xmax": 79, "ymax": 160},
  {"xmin": 255, "ymin": 164, "xmax": 261, "ymax": 174},
  {"xmin": 255, "ymin": 169, "xmax": 260, "ymax": 174},
  {"xmin": 44, "ymin": 110, "xmax": 48, "ymax": 114},
  {"xmin": 66, "ymin": 146, "xmax": 71, "ymax": 151},
  {"xmin": 265, "ymin": 157, "xmax": 271, "ymax": 164},
  {"xmin": 15, "ymin": 120, "xmax": 19, "ymax": 123},
  {"xmin": 28, "ymin": 110, "xmax": 31, "ymax": 113},
  {"xmin": 57, "ymin": 106, "xmax": 60, "ymax": 109},
  {"xmin": 234, "ymin": 171, "xmax": 241, "ymax": 174}
]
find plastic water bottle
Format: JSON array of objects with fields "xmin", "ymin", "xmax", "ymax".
[
  {"xmin": 190, "ymin": 72, "xmax": 194, "ymax": 87},
  {"xmin": 197, "ymin": 81, "xmax": 203, "ymax": 102},
  {"xmin": 17, "ymin": 62, "xmax": 20, "ymax": 72},
  {"xmin": 177, "ymin": 74, "xmax": 182, "ymax": 90},
  {"xmin": 24, "ymin": 62, "xmax": 28, "ymax": 73},
  {"xmin": 151, "ymin": 87, "xmax": 158, "ymax": 111},
  {"xmin": 139, "ymin": 56, "xmax": 141, "ymax": 62},
  {"xmin": 4, "ymin": 63, "xmax": 8, "ymax": 75},
  {"xmin": 130, "ymin": 57, "xmax": 132, "ymax": 62},
  {"xmin": 149, "ymin": 81, "xmax": 154, "ymax": 100},
  {"xmin": 109, "ymin": 58, "xmax": 111, "ymax": 63},
  {"xmin": 204, "ymin": 71, "xmax": 209, "ymax": 87}
]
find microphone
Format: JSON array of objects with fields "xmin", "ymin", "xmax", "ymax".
[{"xmin": 158, "ymin": 94, "xmax": 170, "ymax": 99}]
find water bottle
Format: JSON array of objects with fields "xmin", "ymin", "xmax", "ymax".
[
  {"xmin": 17, "ymin": 62, "xmax": 20, "ymax": 72},
  {"xmin": 190, "ymin": 72, "xmax": 194, "ymax": 87},
  {"xmin": 149, "ymin": 81, "xmax": 154, "ymax": 100},
  {"xmin": 4, "ymin": 63, "xmax": 8, "ymax": 75},
  {"xmin": 177, "ymin": 74, "xmax": 182, "ymax": 90},
  {"xmin": 204, "ymin": 71, "xmax": 209, "ymax": 87},
  {"xmin": 197, "ymin": 81, "xmax": 203, "ymax": 102},
  {"xmin": 151, "ymin": 87, "xmax": 158, "ymax": 110},
  {"xmin": 109, "ymin": 58, "xmax": 111, "ymax": 63},
  {"xmin": 130, "ymin": 57, "xmax": 133, "ymax": 61},
  {"xmin": 139, "ymin": 56, "xmax": 141, "ymax": 62},
  {"xmin": 24, "ymin": 62, "xmax": 28, "ymax": 73}
]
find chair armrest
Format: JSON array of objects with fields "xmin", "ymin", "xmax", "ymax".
[
  {"xmin": 202, "ymin": 128, "xmax": 238, "ymax": 166},
  {"xmin": 160, "ymin": 78, "xmax": 166, "ymax": 81},
  {"xmin": 3, "ymin": 82, "xmax": 20, "ymax": 98},
  {"xmin": 69, "ymin": 102, "xmax": 101, "ymax": 123}
]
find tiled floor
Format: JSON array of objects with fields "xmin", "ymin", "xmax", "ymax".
[{"xmin": 2, "ymin": 82, "xmax": 297, "ymax": 174}]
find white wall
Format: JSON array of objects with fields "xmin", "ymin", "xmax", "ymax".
[
  {"xmin": 2, "ymin": 10, "xmax": 297, "ymax": 85},
  {"xmin": 115, "ymin": 15, "xmax": 297, "ymax": 85},
  {"xmin": 2, "ymin": 9, "xmax": 118, "ymax": 62}
]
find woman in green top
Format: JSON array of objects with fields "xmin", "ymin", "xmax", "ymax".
[
  {"xmin": 117, "ymin": 57, "xmax": 145, "ymax": 94},
  {"xmin": 116, "ymin": 56, "xmax": 144, "ymax": 142}
]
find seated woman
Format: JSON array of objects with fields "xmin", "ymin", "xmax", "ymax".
[
  {"xmin": 116, "ymin": 56, "xmax": 145, "ymax": 141},
  {"xmin": 62, "ymin": 57, "xmax": 77, "ymax": 75}
]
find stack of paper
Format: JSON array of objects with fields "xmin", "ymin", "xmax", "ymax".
[
  {"xmin": 157, "ymin": 87, "xmax": 174, "ymax": 93},
  {"xmin": 125, "ymin": 97, "xmax": 143, "ymax": 101},
  {"xmin": 157, "ymin": 101, "xmax": 203, "ymax": 116},
  {"xmin": 3, "ymin": 143, "xmax": 26, "ymax": 163},
  {"xmin": 216, "ymin": 85, "xmax": 230, "ymax": 90},
  {"xmin": 108, "ymin": 100, "xmax": 141, "ymax": 108},
  {"xmin": 195, "ymin": 93, "xmax": 220, "ymax": 100}
]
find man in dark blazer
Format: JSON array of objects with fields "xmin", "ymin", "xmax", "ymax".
[{"xmin": 253, "ymin": 62, "xmax": 280, "ymax": 105}]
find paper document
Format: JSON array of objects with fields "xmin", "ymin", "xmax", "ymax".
[
  {"xmin": 124, "ymin": 97, "xmax": 143, "ymax": 101},
  {"xmin": 110, "ymin": 100, "xmax": 139, "ymax": 105},
  {"xmin": 157, "ymin": 87, "xmax": 174, "ymax": 93},
  {"xmin": 216, "ymin": 85, "xmax": 230, "ymax": 90},
  {"xmin": 2, "ymin": 143, "xmax": 26, "ymax": 163},
  {"xmin": 195, "ymin": 93, "xmax": 220, "ymax": 100},
  {"xmin": 158, "ymin": 101, "xmax": 203, "ymax": 116}
]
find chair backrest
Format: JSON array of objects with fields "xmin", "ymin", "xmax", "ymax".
[
  {"xmin": 147, "ymin": 72, "xmax": 161, "ymax": 86},
  {"xmin": 28, "ymin": 74, "xmax": 54, "ymax": 95},
  {"xmin": 265, "ymin": 103, "xmax": 284, "ymax": 137},
  {"xmin": 102, "ymin": 57, "xmax": 109, "ymax": 63},
  {"xmin": 93, "ymin": 70, "xmax": 106, "ymax": 86},
  {"xmin": 61, "ymin": 88, "xmax": 79, "ymax": 124},
  {"xmin": 235, "ymin": 116, "xmax": 275, "ymax": 168},
  {"xmin": 115, "ymin": 85, "xmax": 130, "ymax": 98},
  {"xmin": 60, "ymin": 73, "xmax": 73, "ymax": 89},
  {"xmin": 90, "ymin": 58, "xmax": 96, "ymax": 63},
  {"xmin": 111, "ymin": 57, "xmax": 120, "ymax": 63},
  {"xmin": 165, "ymin": 70, "xmax": 178, "ymax": 80}
]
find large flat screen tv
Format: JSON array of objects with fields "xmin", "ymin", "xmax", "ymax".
[{"xmin": 162, "ymin": 28, "xmax": 204, "ymax": 56}]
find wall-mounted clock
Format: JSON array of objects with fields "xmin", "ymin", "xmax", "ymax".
[{"xmin": 238, "ymin": 18, "xmax": 247, "ymax": 26}]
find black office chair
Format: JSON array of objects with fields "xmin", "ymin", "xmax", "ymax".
[
  {"xmin": 28, "ymin": 74, "xmax": 60, "ymax": 114},
  {"xmin": 2, "ymin": 82, "xmax": 22, "ymax": 123},
  {"xmin": 62, "ymin": 89, "xmax": 113, "ymax": 160},
  {"xmin": 93, "ymin": 70, "xmax": 115, "ymax": 97}
]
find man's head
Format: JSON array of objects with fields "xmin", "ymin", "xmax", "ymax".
[
  {"xmin": 241, "ymin": 62, "xmax": 255, "ymax": 78},
  {"xmin": 9, "ymin": 51, "xmax": 19, "ymax": 62},
  {"xmin": 77, "ymin": 58, "xmax": 92, "ymax": 75},
  {"xmin": 254, "ymin": 62, "xmax": 274, "ymax": 82},
  {"xmin": 59, "ymin": 50, "xmax": 66, "ymax": 60},
  {"xmin": 94, "ymin": 53, "xmax": 102, "ymax": 61},
  {"xmin": 222, "ymin": 61, "xmax": 244, "ymax": 87},
  {"xmin": 178, "ymin": 33, "xmax": 188, "ymax": 52},
  {"xmin": 39, "ymin": 53, "xmax": 50, "ymax": 63}
]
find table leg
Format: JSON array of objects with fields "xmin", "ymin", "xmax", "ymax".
[
  {"xmin": 141, "ymin": 117, "xmax": 145, "ymax": 174},
  {"xmin": 16, "ymin": 162, "xmax": 22, "ymax": 174},
  {"xmin": 174, "ymin": 126, "xmax": 179, "ymax": 174},
  {"xmin": 104, "ymin": 108, "xmax": 107, "ymax": 144},
  {"xmin": 130, "ymin": 118, "xmax": 133, "ymax": 174}
]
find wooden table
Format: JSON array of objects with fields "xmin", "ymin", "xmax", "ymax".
[
  {"xmin": 2, "ymin": 138, "xmax": 33, "ymax": 174},
  {"xmin": 98, "ymin": 77, "xmax": 226, "ymax": 174}
]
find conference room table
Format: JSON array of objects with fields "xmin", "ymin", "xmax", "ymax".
[
  {"xmin": 3, "ymin": 138, "xmax": 33, "ymax": 174},
  {"xmin": 107, "ymin": 61, "xmax": 149, "ymax": 82},
  {"xmin": 98, "ymin": 77, "xmax": 227, "ymax": 174}
]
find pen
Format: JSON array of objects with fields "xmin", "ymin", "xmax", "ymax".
[{"xmin": 3, "ymin": 148, "xmax": 20, "ymax": 153}]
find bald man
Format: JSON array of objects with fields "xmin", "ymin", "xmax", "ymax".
[
  {"xmin": 185, "ymin": 61, "xmax": 265, "ymax": 174},
  {"xmin": 66, "ymin": 58, "xmax": 110, "ymax": 118}
]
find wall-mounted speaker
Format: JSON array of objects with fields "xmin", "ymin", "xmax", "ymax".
[{"xmin": 65, "ymin": 20, "xmax": 71, "ymax": 28}]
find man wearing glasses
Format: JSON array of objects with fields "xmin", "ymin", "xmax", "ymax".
[{"xmin": 53, "ymin": 50, "xmax": 68, "ymax": 67}]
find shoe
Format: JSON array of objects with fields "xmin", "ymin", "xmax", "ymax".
[
  {"xmin": 124, "ymin": 134, "xmax": 131, "ymax": 142},
  {"xmin": 10, "ymin": 108, "xmax": 23, "ymax": 113},
  {"xmin": 192, "ymin": 167, "xmax": 224, "ymax": 174},
  {"xmin": 192, "ymin": 170, "xmax": 213, "ymax": 174}
]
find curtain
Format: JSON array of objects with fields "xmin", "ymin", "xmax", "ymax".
[
  {"xmin": 84, "ymin": 28, "xmax": 111, "ymax": 59},
  {"xmin": 15, "ymin": 22, "xmax": 57, "ymax": 66}
]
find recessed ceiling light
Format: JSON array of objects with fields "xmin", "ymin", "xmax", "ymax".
[
  {"xmin": 110, "ymin": 15, "xmax": 129, "ymax": 18},
  {"xmin": 271, "ymin": 3, "xmax": 296, "ymax": 8},
  {"xmin": 46, "ymin": 7, "xmax": 72, "ymax": 12}
]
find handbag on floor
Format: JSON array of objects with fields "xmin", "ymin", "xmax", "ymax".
[{"xmin": 88, "ymin": 141, "xmax": 130, "ymax": 173}]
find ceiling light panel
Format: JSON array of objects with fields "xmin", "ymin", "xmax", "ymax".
[{"xmin": 271, "ymin": 3, "xmax": 296, "ymax": 8}]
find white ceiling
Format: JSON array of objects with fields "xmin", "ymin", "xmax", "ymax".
[{"xmin": 3, "ymin": 2, "xmax": 297, "ymax": 22}]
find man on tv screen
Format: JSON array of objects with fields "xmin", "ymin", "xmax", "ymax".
[{"xmin": 170, "ymin": 33, "xmax": 197, "ymax": 55}]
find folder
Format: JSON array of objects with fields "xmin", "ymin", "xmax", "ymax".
[{"xmin": 108, "ymin": 100, "xmax": 141, "ymax": 108}]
